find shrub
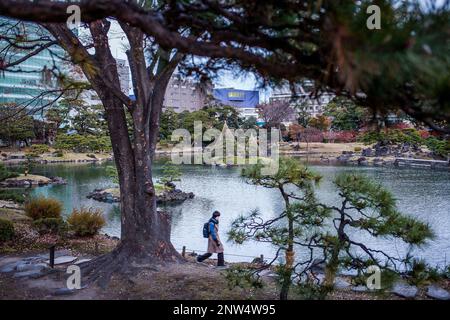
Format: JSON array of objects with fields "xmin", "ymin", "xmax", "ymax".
[
  {"xmin": 0, "ymin": 189, "xmax": 27, "ymax": 203},
  {"xmin": 295, "ymin": 282, "xmax": 331, "ymax": 300},
  {"xmin": 30, "ymin": 144, "xmax": 50, "ymax": 155},
  {"xmin": 24, "ymin": 197, "xmax": 62, "ymax": 220},
  {"xmin": 33, "ymin": 218, "xmax": 67, "ymax": 235},
  {"xmin": 0, "ymin": 218, "xmax": 15, "ymax": 242},
  {"xmin": 67, "ymin": 207, "xmax": 106, "ymax": 236},
  {"xmin": 0, "ymin": 163, "xmax": 20, "ymax": 181},
  {"xmin": 55, "ymin": 134, "xmax": 111, "ymax": 153},
  {"xmin": 425, "ymin": 137, "xmax": 450, "ymax": 158},
  {"xmin": 407, "ymin": 259, "xmax": 442, "ymax": 285}
]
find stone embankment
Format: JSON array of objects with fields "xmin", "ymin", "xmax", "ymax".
[
  {"xmin": 0, "ymin": 175, "xmax": 67, "ymax": 188},
  {"xmin": 336, "ymin": 142, "xmax": 449, "ymax": 169},
  {"xmin": 87, "ymin": 187, "xmax": 194, "ymax": 204}
]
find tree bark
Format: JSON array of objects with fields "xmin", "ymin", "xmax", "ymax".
[
  {"xmin": 279, "ymin": 187, "xmax": 294, "ymax": 300},
  {"xmin": 40, "ymin": 22, "xmax": 183, "ymax": 284}
]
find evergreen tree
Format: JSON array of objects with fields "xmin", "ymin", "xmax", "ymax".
[
  {"xmin": 228, "ymin": 158, "xmax": 329, "ymax": 300},
  {"xmin": 0, "ymin": 104, "xmax": 35, "ymax": 147},
  {"xmin": 321, "ymin": 173, "xmax": 434, "ymax": 287}
]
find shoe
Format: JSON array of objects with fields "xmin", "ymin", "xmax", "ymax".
[{"xmin": 215, "ymin": 265, "xmax": 229, "ymax": 270}]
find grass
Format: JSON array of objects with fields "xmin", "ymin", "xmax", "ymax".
[{"xmin": 67, "ymin": 207, "xmax": 106, "ymax": 236}]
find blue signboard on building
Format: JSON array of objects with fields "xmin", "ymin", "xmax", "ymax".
[{"xmin": 213, "ymin": 88, "xmax": 259, "ymax": 108}]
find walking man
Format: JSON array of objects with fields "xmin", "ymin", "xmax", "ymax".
[{"xmin": 197, "ymin": 211, "xmax": 225, "ymax": 267}]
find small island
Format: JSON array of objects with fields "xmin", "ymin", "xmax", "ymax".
[
  {"xmin": 87, "ymin": 185, "xmax": 194, "ymax": 205},
  {"xmin": 0, "ymin": 174, "xmax": 67, "ymax": 188},
  {"xmin": 87, "ymin": 162, "xmax": 194, "ymax": 205}
]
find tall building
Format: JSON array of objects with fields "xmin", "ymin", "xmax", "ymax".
[
  {"xmin": 70, "ymin": 58, "xmax": 130, "ymax": 106},
  {"xmin": 116, "ymin": 59, "xmax": 130, "ymax": 95},
  {"xmin": 0, "ymin": 19, "xmax": 64, "ymax": 114},
  {"xmin": 212, "ymin": 88, "xmax": 259, "ymax": 118},
  {"xmin": 269, "ymin": 81, "xmax": 334, "ymax": 118},
  {"xmin": 163, "ymin": 75, "xmax": 211, "ymax": 112}
]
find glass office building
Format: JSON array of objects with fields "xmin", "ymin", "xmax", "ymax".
[{"xmin": 0, "ymin": 18, "xmax": 64, "ymax": 116}]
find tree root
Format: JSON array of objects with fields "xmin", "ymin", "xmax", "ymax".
[{"xmin": 79, "ymin": 241, "xmax": 185, "ymax": 289}]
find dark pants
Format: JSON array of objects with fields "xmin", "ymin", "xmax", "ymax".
[{"xmin": 197, "ymin": 252, "xmax": 224, "ymax": 266}]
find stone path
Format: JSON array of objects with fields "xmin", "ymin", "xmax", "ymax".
[{"xmin": 0, "ymin": 251, "xmax": 91, "ymax": 281}]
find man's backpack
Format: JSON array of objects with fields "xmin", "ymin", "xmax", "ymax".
[{"xmin": 202, "ymin": 221, "xmax": 210, "ymax": 238}]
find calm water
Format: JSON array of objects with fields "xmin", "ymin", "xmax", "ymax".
[{"xmin": 29, "ymin": 161, "xmax": 450, "ymax": 267}]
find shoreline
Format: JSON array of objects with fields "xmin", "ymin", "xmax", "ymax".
[{"xmin": 1, "ymin": 143, "xmax": 448, "ymax": 171}]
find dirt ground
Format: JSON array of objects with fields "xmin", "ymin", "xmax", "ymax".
[
  {"xmin": 1, "ymin": 252, "xmax": 448, "ymax": 300},
  {"xmin": 0, "ymin": 255, "xmax": 277, "ymax": 300}
]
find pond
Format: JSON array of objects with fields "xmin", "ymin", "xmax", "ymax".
[{"xmin": 29, "ymin": 160, "xmax": 450, "ymax": 267}]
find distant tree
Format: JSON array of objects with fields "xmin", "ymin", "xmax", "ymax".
[
  {"xmin": 257, "ymin": 101, "xmax": 295, "ymax": 129},
  {"xmin": 295, "ymin": 102, "xmax": 312, "ymax": 128},
  {"xmin": 0, "ymin": 163, "xmax": 19, "ymax": 181},
  {"xmin": 207, "ymin": 105, "xmax": 242, "ymax": 130},
  {"xmin": 229, "ymin": 158, "xmax": 328, "ymax": 300},
  {"xmin": 158, "ymin": 160, "xmax": 182, "ymax": 189},
  {"xmin": 0, "ymin": 104, "xmax": 35, "ymax": 147},
  {"xmin": 241, "ymin": 116, "xmax": 258, "ymax": 130},
  {"xmin": 324, "ymin": 97, "xmax": 369, "ymax": 131},
  {"xmin": 71, "ymin": 104, "xmax": 107, "ymax": 136},
  {"xmin": 288, "ymin": 124, "xmax": 303, "ymax": 142},
  {"xmin": 45, "ymin": 103, "xmax": 71, "ymax": 131},
  {"xmin": 179, "ymin": 109, "xmax": 217, "ymax": 136},
  {"xmin": 159, "ymin": 108, "xmax": 180, "ymax": 141},
  {"xmin": 308, "ymin": 115, "xmax": 331, "ymax": 132}
]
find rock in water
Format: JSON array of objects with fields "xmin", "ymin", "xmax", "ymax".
[
  {"xmin": 391, "ymin": 281, "xmax": 418, "ymax": 298},
  {"xmin": 426, "ymin": 285, "xmax": 450, "ymax": 300}
]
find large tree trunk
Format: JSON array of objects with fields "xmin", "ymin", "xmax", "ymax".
[
  {"xmin": 85, "ymin": 94, "xmax": 181, "ymax": 286},
  {"xmin": 42, "ymin": 21, "xmax": 183, "ymax": 285}
]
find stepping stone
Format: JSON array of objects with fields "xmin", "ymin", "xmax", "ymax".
[
  {"xmin": 0, "ymin": 262, "xmax": 20, "ymax": 273},
  {"xmin": 391, "ymin": 281, "xmax": 418, "ymax": 298},
  {"xmin": 75, "ymin": 259, "xmax": 91, "ymax": 265},
  {"xmin": 13, "ymin": 270, "xmax": 44, "ymax": 279},
  {"xmin": 53, "ymin": 288, "xmax": 75, "ymax": 296},
  {"xmin": 55, "ymin": 250, "xmax": 72, "ymax": 258},
  {"xmin": 334, "ymin": 277, "xmax": 351, "ymax": 290},
  {"xmin": 45, "ymin": 256, "xmax": 77, "ymax": 265},
  {"xmin": 426, "ymin": 285, "xmax": 450, "ymax": 300},
  {"xmin": 351, "ymin": 285, "xmax": 368, "ymax": 292},
  {"xmin": 16, "ymin": 263, "xmax": 47, "ymax": 272}
]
